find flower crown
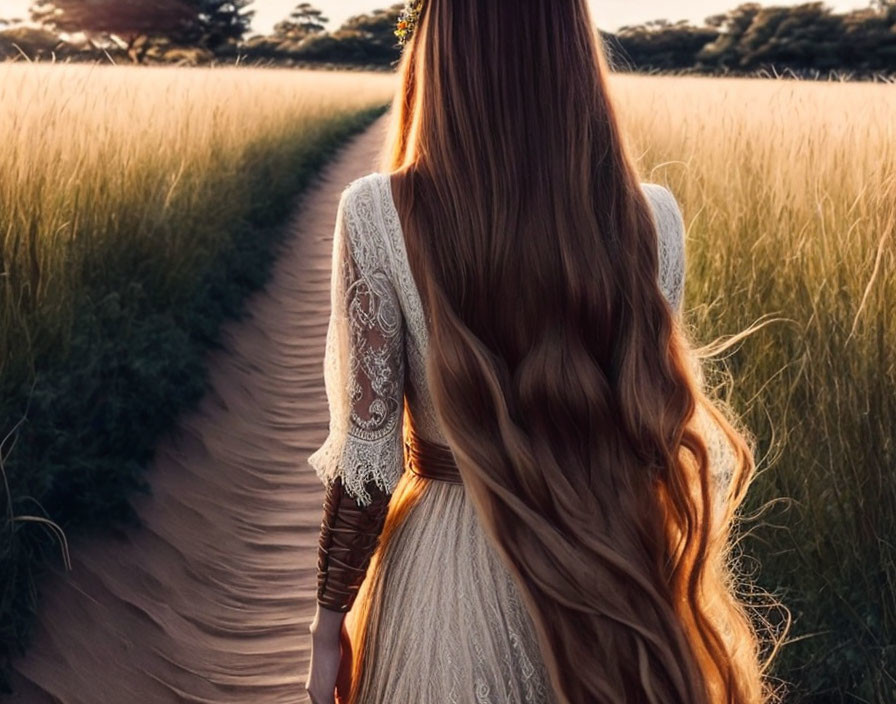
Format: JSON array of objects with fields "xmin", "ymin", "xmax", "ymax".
[{"xmin": 395, "ymin": 0, "xmax": 424, "ymax": 47}]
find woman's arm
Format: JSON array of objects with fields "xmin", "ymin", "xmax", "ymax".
[
  {"xmin": 308, "ymin": 473, "xmax": 391, "ymax": 667},
  {"xmin": 305, "ymin": 178, "xmax": 407, "ymax": 702},
  {"xmin": 316, "ymin": 475, "xmax": 392, "ymax": 613},
  {"xmin": 647, "ymin": 183, "xmax": 686, "ymax": 315}
]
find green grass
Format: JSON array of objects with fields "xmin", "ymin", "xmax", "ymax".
[{"xmin": 0, "ymin": 62, "xmax": 396, "ymax": 691}]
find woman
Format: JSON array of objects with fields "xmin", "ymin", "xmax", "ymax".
[{"xmin": 304, "ymin": 0, "xmax": 779, "ymax": 702}]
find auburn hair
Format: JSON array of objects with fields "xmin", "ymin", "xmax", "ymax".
[{"xmin": 378, "ymin": 1, "xmax": 783, "ymax": 701}]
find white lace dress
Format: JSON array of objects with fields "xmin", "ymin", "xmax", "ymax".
[{"xmin": 308, "ymin": 172, "xmax": 687, "ymax": 703}]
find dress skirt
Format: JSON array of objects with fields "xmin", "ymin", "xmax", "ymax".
[{"xmin": 343, "ymin": 470, "xmax": 555, "ymax": 704}]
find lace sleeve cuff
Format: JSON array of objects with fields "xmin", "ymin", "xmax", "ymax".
[{"xmin": 308, "ymin": 424, "xmax": 405, "ymax": 507}]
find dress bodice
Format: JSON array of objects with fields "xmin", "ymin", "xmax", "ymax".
[{"xmin": 308, "ymin": 171, "xmax": 687, "ymax": 506}]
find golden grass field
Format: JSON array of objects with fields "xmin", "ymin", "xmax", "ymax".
[
  {"xmin": 1, "ymin": 64, "xmax": 893, "ymax": 700},
  {"xmin": 0, "ymin": 62, "xmax": 396, "ymax": 694},
  {"xmin": 0, "ymin": 63, "xmax": 396, "ymax": 379},
  {"xmin": 614, "ymin": 74, "xmax": 895, "ymax": 701}
]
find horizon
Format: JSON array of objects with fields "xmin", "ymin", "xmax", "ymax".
[{"xmin": 1, "ymin": 0, "xmax": 872, "ymax": 37}]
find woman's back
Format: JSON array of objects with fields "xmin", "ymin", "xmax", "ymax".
[
  {"xmin": 309, "ymin": 171, "xmax": 687, "ymax": 505},
  {"xmin": 308, "ymin": 172, "xmax": 692, "ymax": 703}
]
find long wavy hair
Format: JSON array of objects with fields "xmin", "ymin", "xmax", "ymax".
[{"xmin": 378, "ymin": 1, "xmax": 782, "ymax": 701}]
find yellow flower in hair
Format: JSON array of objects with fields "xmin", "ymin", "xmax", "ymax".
[{"xmin": 395, "ymin": 0, "xmax": 424, "ymax": 47}]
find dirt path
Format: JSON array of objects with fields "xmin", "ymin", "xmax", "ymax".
[{"xmin": 6, "ymin": 115, "xmax": 390, "ymax": 704}]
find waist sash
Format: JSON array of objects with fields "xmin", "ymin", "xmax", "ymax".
[{"xmin": 404, "ymin": 422, "xmax": 463, "ymax": 484}]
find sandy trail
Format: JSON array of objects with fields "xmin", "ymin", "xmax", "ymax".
[{"xmin": 6, "ymin": 115, "xmax": 389, "ymax": 704}]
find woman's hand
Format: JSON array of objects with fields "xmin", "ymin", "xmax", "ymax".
[{"xmin": 305, "ymin": 605, "xmax": 353, "ymax": 704}]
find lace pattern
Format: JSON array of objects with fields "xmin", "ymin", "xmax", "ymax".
[
  {"xmin": 307, "ymin": 179, "xmax": 407, "ymax": 506},
  {"xmin": 445, "ymin": 510, "xmax": 552, "ymax": 704},
  {"xmin": 374, "ymin": 173, "xmax": 445, "ymax": 442}
]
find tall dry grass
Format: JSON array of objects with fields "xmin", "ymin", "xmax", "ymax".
[
  {"xmin": 613, "ymin": 74, "xmax": 894, "ymax": 702},
  {"xmin": 1, "ymin": 63, "xmax": 891, "ymax": 701},
  {"xmin": 0, "ymin": 63, "xmax": 396, "ymax": 382},
  {"xmin": 0, "ymin": 62, "xmax": 395, "ymax": 690}
]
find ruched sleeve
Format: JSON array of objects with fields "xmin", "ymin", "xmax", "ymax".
[
  {"xmin": 644, "ymin": 183, "xmax": 686, "ymax": 314},
  {"xmin": 646, "ymin": 186, "xmax": 735, "ymax": 522},
  {"xmin": 308, "ymin": 179, "xmax": 407, "ymax": 508}
]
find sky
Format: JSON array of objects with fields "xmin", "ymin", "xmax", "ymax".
[{"xmin": 1, "ymin": 0, "xmax": 871, "ymax": 36}]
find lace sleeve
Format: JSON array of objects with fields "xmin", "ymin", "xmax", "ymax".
[{"xmin": 307, "ymin": 180, "xmax": 407, "ymax": 507}]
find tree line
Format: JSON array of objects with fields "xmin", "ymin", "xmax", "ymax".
[
  {"xmin": 1, "ymin": 1, "xmax": 894, "ymax": 77},
  {"xmin": 607, "ymin": 0, "xmax": 896, "ymax": 76}
]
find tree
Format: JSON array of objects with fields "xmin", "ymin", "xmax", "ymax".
[
  {"xmin": 695, "ymin": 2, "xmax": 762, "ymax": 68},
  {"xmin": 289, "ymin": 4, "xmax": 403, "ymax": 65},
  {"xmin": 30, "ymin": 0, "xmax": 254, "ymax": 59},
  {"xmin": 272, "ymin": 3, "xmax": 328, "ymax": 41},
  {"xmin": 191, "ymin": 0, "xmax": 254, "ymax": 51},
  {"xmin": 0, "ymin": 25, "xmax": 65, "ymax": 59},
  {"xmin": 30, "ymin": 0, "xmax": 197, "ymax": 62},
  {"xmin": 736, "ymin": 3, "xmax": 843, "ymax": 70},
  {"xmin": 704, "ymin": 13, "xmax": 729, "ymax": 28},
  {"xmin": 610, "ymin": 19, "xmax": 720, "ymax": 70},
  {"xmin": 841, "ymin": 4, "xmax": 896, "ymax": 69}
]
